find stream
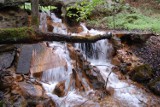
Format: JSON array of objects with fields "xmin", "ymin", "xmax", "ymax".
[{"xmin": 38, "ymin": 11, "xmax": 160, "ymax": 107}]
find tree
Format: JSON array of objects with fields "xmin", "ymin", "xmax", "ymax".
[{"xmin": 31, "ymin": 0, "xmax": 39, "ymax": 28}]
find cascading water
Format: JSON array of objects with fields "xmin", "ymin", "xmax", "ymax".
[{"xmin": 39, "ymin": 11, "xmax": 160, "ymax": 107}]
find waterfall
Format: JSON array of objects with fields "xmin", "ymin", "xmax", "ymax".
[{"xmin": 39, "ymin": 12, "xmax": 159, "ymax": 107}]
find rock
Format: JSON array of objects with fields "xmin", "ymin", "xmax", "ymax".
[
  {"xmin": 83, "ymin": 61, "xmax": 91, "ymax": 70},
  {"xmin": 86, "ymin": 66, "xmax": 105, "ymax": 89},
  {"xmin": 0, "ymin": 51, "xmax": 15, "ymax": 70},
  {"xmin": 27, "ymin": 97, "xmax": 55, "ymax": 107},
  {"xmin": 148, "ymin": 77, "xmax": 160, "ymax": 96},
  {"xmin": 17, "ymin": 43, "xmax": 68, "ymax": 76},
  {"xmin": 53, "ymin": 81, "xmax": 65, "ymax": 97},
  {"xmin": 0, "ymin": 0, "xmax": 28, "ymax": 7},
  {"xmin": 32, "ymin": 72, "xmax": 43, "ymax": 80},
  {"xmin": 0, "ymin": 70, "xmax": 13, "ymax": 90},
  {"xmin": 46, "ymin": 16, "xmax": 54, "ymax": 32},
  {"xmin": 119, "ymin": 63, "xmax": 131, "ymax": 74},
  {"xmin": 0, "ymin": 7, "xmax": 28, "ymax": 28},
  {"xmin": 120, "ymin": 33, "xmax": 151, "ymax": 45},
  {"xmin": 132, "ymin": 36, "xmax": 160, "ymax": 76},
  {"xmin": 15, "ymin": 74, "xmax": 24, "ymax": 82},
  {"xmin": 111, "ymin": 57, "xmax": 121, "ymax": 66},
  {"xmin": 19, "ymin": 82, "xmax": 43, "ymax": 97},
  {"xmin": 131, "ymin": 64, "xmax": 153, "ymax": 83},
  {"xmin": 16, "ymin": 45, "xmax": 33, "ymax": 74},
  {"xmin": 30, "ymin": 43, "xmax": 67, "ymax": 76}
]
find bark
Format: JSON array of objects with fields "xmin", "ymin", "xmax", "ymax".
[
  {"xmin": 0, "ymin": 27, "xmax": 155, "ymax": 44},
  {"xmin": 0, "ymin": 27, "xmax": 112, "ymax": 44},
  {"xmin": 31, "ymin": 0, "xmax": 39, "ymax": 28}
]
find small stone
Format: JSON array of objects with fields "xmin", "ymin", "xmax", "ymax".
[
  {"xmin": 15, "ymin": 74, "xmax": 24, "ymax": 82},
  {"xmin": 53, "ymin": 81, "xmax": 65, "ymax": 97}
]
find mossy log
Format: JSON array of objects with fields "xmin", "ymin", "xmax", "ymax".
[{"xmin": 0, "ymin": 27, "xmax": 112, "ymax": 44}]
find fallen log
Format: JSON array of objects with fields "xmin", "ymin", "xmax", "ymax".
[{"xmin": 0, "ymin": 27, "xmax": 112, "ymax": 44}]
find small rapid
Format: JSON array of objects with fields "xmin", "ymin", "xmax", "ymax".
[{"xmin": 39, "ymin": 11, "xmax": 159, "ymax": 107}]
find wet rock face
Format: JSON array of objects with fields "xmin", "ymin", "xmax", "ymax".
[
  {"xmin": 131, "ymin": 64, "xmax": 153, "ymax": 83},
  {"xmin": 30, "ymin": 43, "xmax": 67, "ymax": 77},
  {"xmin": 16, "ymin": 43, "xmax": 67, "ymax": 77},
  {"xmin": 112, "ymin": 35, "xmax": 160, "ymax": 96},
  {"xmin": 132, "ymin": 36, "xmax": 160, "ymax": 76},
  {"xmin": 86, "ymin": 66, "xmax": 105, "ymax": 89},
  {"xmin": 0, "ymin": 7, "xmax": 28, "ymax": 28},
  {"xmin": 68, "ymin": 44, "xmax": 106, "ymax": 92}
]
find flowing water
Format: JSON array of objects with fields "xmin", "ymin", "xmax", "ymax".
[{"xmin": 39, "ymin": 12, "xmax": 160, "ymax": 107}]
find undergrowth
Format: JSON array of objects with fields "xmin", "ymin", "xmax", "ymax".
[
  {"xmin": 87, "ymin": 4, "xmax": 160, "ymax": 34},
  {"xmin": 20, "ymin": 3, "xmax": 56, "ymax": 12}
]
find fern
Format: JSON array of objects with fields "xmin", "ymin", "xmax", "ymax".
[{"xmin": 66, "ymin": 0, "xmax": 104, "ymax": 21}]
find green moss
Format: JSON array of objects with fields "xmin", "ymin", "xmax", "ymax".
[
  {"xmin": 0, "ymin": 27, "xmax": 36, "ymax": 42},
  {"xmin": 131, "ymin": 64, "xmax": 153, "ymax": 83},
  {"xmin": 148, "ymin": 77, "xmax": 160, "ymax": 95},
  {"xmin": 31, "ymin": 16, "xmax": 39, "ymax": 27},
  {"xmin": 0, "ymin": 101, "xmax": 3, "ymax": 107}
]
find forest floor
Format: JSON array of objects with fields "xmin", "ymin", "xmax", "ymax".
[{"xmin": 86, "ymin": 0, "xmax": 160, "ymax": 34}]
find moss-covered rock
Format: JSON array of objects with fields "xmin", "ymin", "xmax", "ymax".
[
  {"xmin": 0, "ymin": 27, "xmax": 36, "ymax": 43},
  {"xmin": 148, "ymin": 77, "xmax": 160, "ymax": 96},
  {"xmin": 131, "ymin": 64, "xmax": 153, "ymax": 83}
]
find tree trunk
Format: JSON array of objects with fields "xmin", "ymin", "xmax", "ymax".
[
  {"xmin": 0, "ymin": 27, "xmax": 112, "ymax": 44},
  {"xmin": 0, "ymin": 27, "xmax": 155, "ymax": 44},
  {"xmin": 31, "ymin": 0, "xmax": 39, "ymax": 29}
]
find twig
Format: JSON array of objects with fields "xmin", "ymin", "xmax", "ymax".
[{"xmin": 105, "ymin": 71, "xmax": 112, "ymax": 88}]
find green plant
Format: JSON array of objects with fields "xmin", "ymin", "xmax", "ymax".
[
  {"xmin": 20, "ymin": 3, "xmax": 57, "ymax": 12},
  {"xmin": 66, "ymin": 0, "xmax": 104, "ymax": 21},
  {"xmin": 155, "ymin": 0, "xmax": 160, "ymax": 3}
]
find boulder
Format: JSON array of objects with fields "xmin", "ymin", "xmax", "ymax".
[
  {"xmin": 0, "ymin": 51, "xmax": 15, "ymax": 70},
  {"xmin": 86, "ymin": 66, "xmax": 105, "ymax": 89},
  {"xmin": 148, "ymin": 77, "xmax": 160, "ymax": 96},
  {"xmin": 19, "ymin": 82, "xmax": 43, "ymax": 97},
  {"xmin": 53, "ymin": 81, "xmax": 65, "ymax": 97},
  {"xmin": 131, "ymin": 64, "xmax": 153, "ymax": 83}
]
